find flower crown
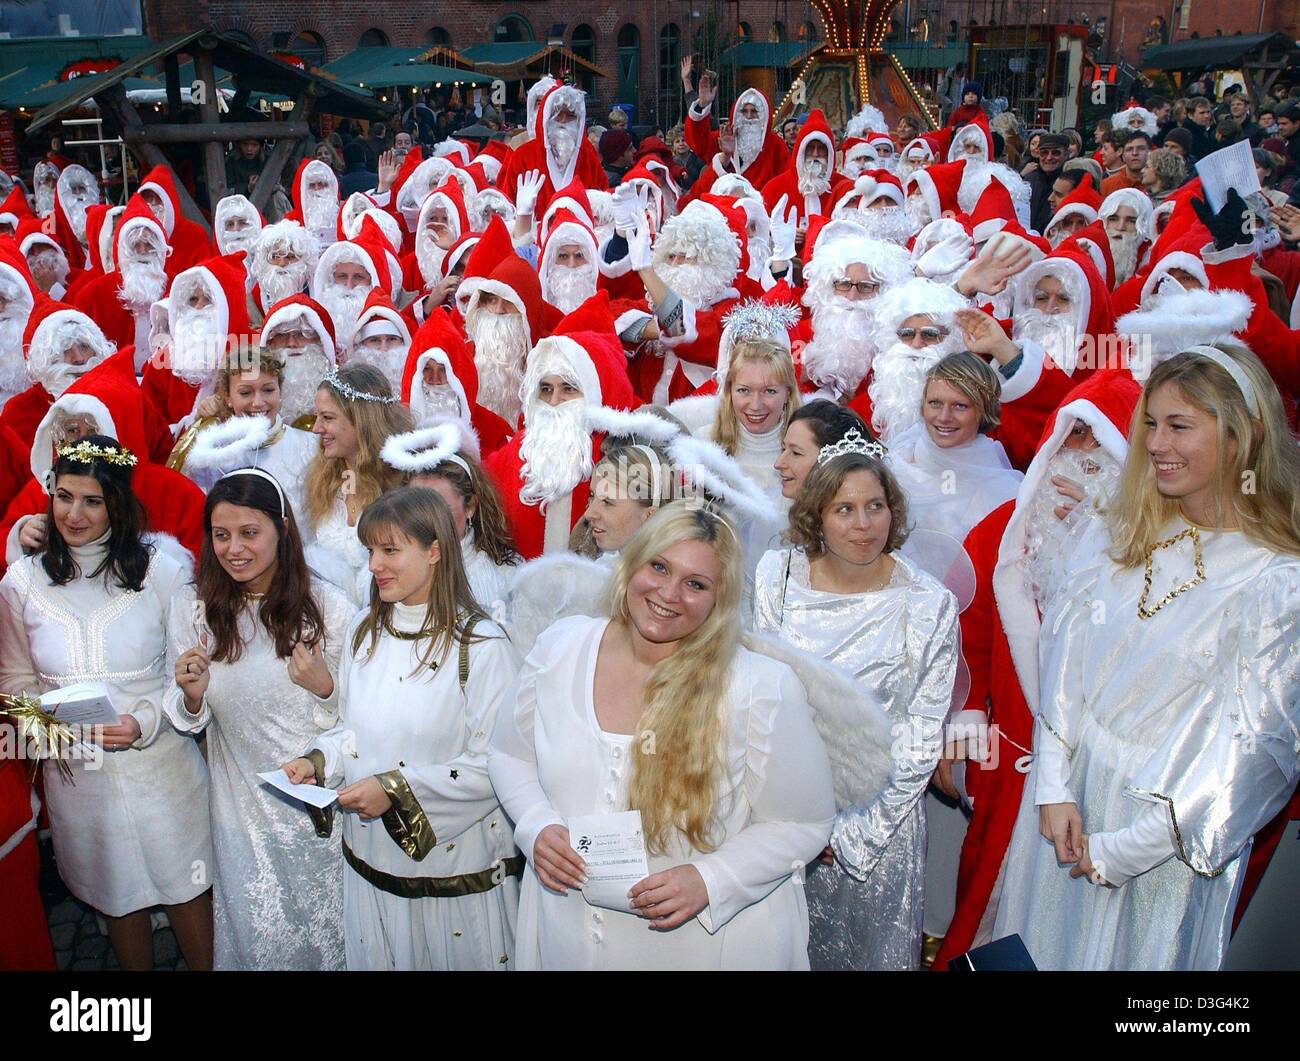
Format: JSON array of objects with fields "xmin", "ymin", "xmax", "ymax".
[
  {"xmin": 56, "ymin": 440, "xmax": 138, "ymax": 468},
  {"xmin": 816, "ymin": 427, "xmax": 887, "ymax": 466},
  {"xmin": 323, "ymin": 369, "xmax": 398, "ymax": 405}
]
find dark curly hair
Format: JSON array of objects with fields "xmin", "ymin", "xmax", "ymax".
[{"xmin": 785, "ymin": 452, "xmax": 910, "ymax": 559}]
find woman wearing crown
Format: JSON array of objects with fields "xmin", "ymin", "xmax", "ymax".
[
  {"xmin": 753, "ymin": 436, "xmax": 960, "ymax": 969},
  {"xmin": 992, "ymin": 344, "xmax": 1300, "ymax": 970},
  {"xmin": 0, "ymin": 437, "xmax": 213, "ymax": 970}
]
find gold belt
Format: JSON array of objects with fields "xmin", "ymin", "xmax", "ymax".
[{"xmin": 342, "ymin": 841, "xmax": 524, "ymax": 899}]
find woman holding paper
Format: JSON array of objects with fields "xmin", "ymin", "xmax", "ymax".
[
  {"xmin": 163, "ymin": 469, "xmax": 353, "ymax": 970},
  {"xmin": 489, "ymin": 501, "xmax": 837, "ymax": 970},
  {"xmin": 0, "ymin": 436, "xmax": 212, "ymax": 971},
  {"xmin": 282, "ymin": 487, "xmax": 523, "ymax": 970}
]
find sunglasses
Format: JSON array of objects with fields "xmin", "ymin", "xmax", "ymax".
[{"xmin": 897, "ymin": 326, "xmax": 948, "ymax": 342}]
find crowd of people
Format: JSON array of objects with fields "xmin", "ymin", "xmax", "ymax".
[{"xmin": 0, "ymin": 66, "xmax": 1296, "ymax": 974}]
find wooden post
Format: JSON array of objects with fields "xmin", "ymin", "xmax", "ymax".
[
  {"xmin": 193, "ymin": 48, "xmax": 228, "ymax": 207},
  {"xmin": 101, "ymin": 84, "xmax": 213, "ymax": 235},
  {"xmin": 230, "ymin": 77, "xmax": 253, "ymax": 120},
  {"xmin": 251, "ymin": 86, "xmax": 315, "ymax": 215},
  {"xmin": 165, "ymin": 54, "xmax": 183, "ymax": 121}
]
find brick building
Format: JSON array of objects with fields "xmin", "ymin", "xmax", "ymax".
[{"xmin": 140, "ymin": 1, "xmax": 827, "ymax": 130}]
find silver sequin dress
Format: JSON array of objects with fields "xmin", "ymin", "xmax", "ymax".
[{"xmin": 753, "ymin": 548, "xmax": 959, "ymax": 969}]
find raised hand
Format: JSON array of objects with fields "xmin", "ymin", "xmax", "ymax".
[
  {"xmin": 515, "ymin": 169, "xmax": 545, "ymax": 218},
  {"xmin": 769, "ymin": 193, "xmax": 798, "ymax": 262},
  {"xmin": 376, "ymin": 149, "xmax": 400, "ymax": 194}
]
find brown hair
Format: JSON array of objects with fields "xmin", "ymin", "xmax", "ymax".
[
  {"xmin": 924, "ymin": 352, "xmax": 1001, "ymax": 433},
  {"xmin": 217, "ymin": 346, "xmax": 285, "ymax": 399},
  {"xmin": 786, "ymin": 452, "xmax": 910, "ymax": 558},
  {"xmin": 408, "ymin": 451, "xmax": 521, "ymax": 568}
]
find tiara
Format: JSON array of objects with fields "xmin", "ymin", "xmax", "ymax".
[
  {"xmin": 323, "ymin": 369, "xmax": 398, "ymax": 405},
  {"xmin": 816, "ymin": 428, "xmax": 887, "ymax": 466},
  {"xmin": 721, "ymin": 299, "xmax": 801, "ymax": 344},
  {"xmin": 56, "ymin": 440, "xmax": 138, "ymax": 467}
]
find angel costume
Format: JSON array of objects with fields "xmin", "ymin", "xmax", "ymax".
[
  {"xmin": 994, "ymin": 517, "xmax": 1300, "ymax": 970},
  {"xmin": 308, "ymin": 605, "xmax": 523, "ymax": 970},
  {"xmin": 885, "ymin": 423, "xmax": 1023, "ymax": 542},
  {"xmin": 0, "ymin": 537, "xmax": 211, "ymax": 916},
  {"xmin": 489, "ymin": 614, "xmax": 836, "ymax": 970},
  {"xmin": 306, "ymin": 485, "xmax": 370, "ymax": 606},
  {"xmin": 161, "ymin": 579, "xmax": 353, "ymax": 970},
  {"xmin": 461, "ymin": 529, "xmax": 514, "ymax": 611},
  {"xmin": 753, "ymin": 547, "xmax": 959, "ymax": 969}
]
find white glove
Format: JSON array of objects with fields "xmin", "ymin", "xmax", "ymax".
[
  {"xmin": 515, "ymin": 170, "xmax": 545, "ymax": 217},
  {"xmin": 915, "ymin": 231, "xmax": 974, "ymax": 279},
  {"xmin": 628, "ymin": 219, "xmax": 653, "ymax": 271},
  {"xmin": 612, "ymin": 183, "xmax": 641, "ymax": 236},
  {"xmin": 769, "ymin": 194, "xmax": 797, "ymax": 262}
]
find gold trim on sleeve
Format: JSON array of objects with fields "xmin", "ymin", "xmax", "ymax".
[{"xmin": 376, "ymin": 769, "xmax": 437, "ymax": 861}]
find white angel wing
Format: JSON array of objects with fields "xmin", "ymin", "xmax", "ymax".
[{"xmin": 493, "ymin": 553, "xmax": 613, "ymax": 656}]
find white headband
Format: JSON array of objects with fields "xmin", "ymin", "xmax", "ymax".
[
  {"xmin": 1181, "ymin": 345, "xmax": 1260, "ymax": 418},
  {"xmin": 356, "ymin": 318, "xmax": 404, "ymax": 343},
  {"xmin": 219, "ymin": 466, "xmax": 287, "ymax": 518}
]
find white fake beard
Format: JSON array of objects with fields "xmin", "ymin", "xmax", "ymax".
[
  {"xmin": 747, "ymin": 235, "xmax": 773, "ymax": 280},
  {"xmin": 117, "ymin": 257, "xmax": 168, "ymax": 312},
  {"xmin": 416, "ymin": 236, "xmax": 447, "ymax": 288},
  {"xmin": 804, "ymin": 299, "xmax": 878, "ymax": 393},
  {"xmin": 1016, "ymin": 307, "xmax": 1081, "ymax": 374},
  {"xmin": 905, "ymin": 196, "xmax": 932, "ymax": 229},
  {"xmin": 351, "ymin": 344, "xmax": 408, "ymax": 396},
  {"xmin": 656, "ymin": 260, "xmax": 729, "ymax": 307},
  {"xmin": 1022, "ymin": 444, "xmax": 1121, "ymax": 608},
  {"xmin": 797, "ymin": 158, "xmax": 831, "ymax": 199},
  {"xmin": 255, "ymin": 261, "xmax": 310, "ymax": 309},
  {"xmin": 519, "ymin": 398, "xmax": 593, "ymax": 507},
  {"xmin": 868, "ymin": 340, "xmax": 945, "ymax": 444},
  {"xmin": 421, "ymin": 382, "xmax": 465, "ymax": 421},
  {"xmin": 281, "ymin": 346, "xmax": 333, "ymax": 422},
  {"xmin": 734, "ymin": 119, "xmax": 764, "ymax": 169},
  {"xmin": 548, "ymin": 125, "xmax": 577, "ymax": 171},
  {"xmin": 64, "ymin": 197, "xmax": 91, "ymax": 243},
  {"xmin": 34, "ymin": 185, "xmax": 55, "ymax": 218},
  {"xmin": 0, "ymin": 310, "xmax": 27, "ymax": 383},
  {"xmin": 467, "ymin": 309, "xmax": 530, "ymax": 424},
  {"xmin": 303, "ymin": 193, "xmax": 338, "ymax": 237},
  {"xmin": 1108, "ymin": 230, "xmax": 1142, "ymax": 286},
  {"xmin": 543, "ymin": 263, "xmax": 597, "ymax": 314},
  {"xmin": 1047, "ymin": 223, "xmax": 1074, "ymax": 249},
  {"xmin": 37, "ymin": 359, "xmax": 95, "ymax": 399},
  {"xmin": 170, "ymin": 307, "xmax": 223, "ymax": 385},
  {"xmin": 318, "ymin": 285, "xmax": 369, "ymax": 350},
  {"xmin": 842, "ymin": 158, "xmax": 867, "ymax": 181},
  {"xmin": 219, "ymin": 227, "xmax": 258, "ymax": 256},
  {"xmin": 856, "ymin": 205, "xmax": 916, "ymax": 245},
  {"xmin": 472, "ymin": 199, "xmax": 515, "ymax": 233}
]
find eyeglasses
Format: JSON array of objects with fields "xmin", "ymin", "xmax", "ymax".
[
  {"xmin": 1038, "ymin": 148, "xmax": 1065, "ymax": 158},
  {"xmin": 897, "ymin": 326, "xmax": 948, "ymax": 343},
  {"xmin": 832, "ymin": 278, "xmax": 879, "ymax": 296}
]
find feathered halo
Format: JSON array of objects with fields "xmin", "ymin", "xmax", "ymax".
[
  {"xmin": 380, "ymin": 422, "xmax": 465, "ymax": 474},
  {"xmin": 187, "ymin": 415, "xmax": 272, "ymax": 470},
  {"xmin": 668, "ymin": 434, "xmax": 780, "ymax": 524},
  {"xmin": 720, "ymin": 299, "xmax": 801, "ymax": 344},
  {"xmin": 584, "ymin": 404, "xmax": 682, "ymax": 444}
]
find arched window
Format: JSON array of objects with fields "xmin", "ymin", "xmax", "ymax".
[
  {"xmin": 571, "ymin": 23, "xmax": 596, "ymax": 63},
  {"xmin": 425, "ymin": 27, "xmax": 452, "ymax": 48},
  {"xmin": 224, "ymin": 30, "xmax": 257, "ymax": 51},
  {"xmin": 291, "ymin": 30, "xmax": 326, "ymax": 66},
  {"xmin": 359, "ymin": 28, "xmax": 390, "ymax": 48},
  {"xmin": 769, "ymin": 21, "xmax": 786, "ymax": 43},
  {"xmin": 737, "ymin": 21, "xmax": 752, "ymax": 40},
  {"xmin": 617, "ymin": 24, "xmax": 640, "ymax": 110},
  {"xmin": 658, "ymin": 23, "xmax": 682, "ymax": 127},
  {"xmin": 494, "ymin": 15, "xmax": 534, "ymax": 43}
]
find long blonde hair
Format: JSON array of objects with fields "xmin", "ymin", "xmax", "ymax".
[
  {"xmin": 609, "ymin": 502, "xmax": 743, "ymax": 855},
  {"xmin": 305, "ymin": 363, "xmax": 412, "ymax": 528},
  {"xmin": 1108, "ymin": 343, "xmax": 1300, "ymax": 566},
  {"xmin": 712, "ymin": 339, "xmax": 801, "ymax": 456},
  {"xmin": 352, "ymin": 487, "xmax": 490, "ymax": 673}
]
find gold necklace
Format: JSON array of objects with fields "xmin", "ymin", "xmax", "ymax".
[{"xmin": 1137, "ymin": 527, "xmax": 1206, "ymax": 620}]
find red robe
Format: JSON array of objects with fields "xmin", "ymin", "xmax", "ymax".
[
  {"xmin": 483, "ymin": 431, "xmax": 596, "ymax": 561},
  {"xmin": 140, "ymin": 361, "xmax": 200, "ymax": 427},
  {"xmin": 497, "ymin": 138, "xmax": 608, "ymax": 222},
  {"xmin": 72, "ymin": 271, "xmax": 143, "ymax": 352},
  {"xmin": 0, "ymin": 761, "xmax": 55, "ymax": 970},
  {"xmin": 683, "ymin": 116, "xmax": 789, "ymax": 198}
]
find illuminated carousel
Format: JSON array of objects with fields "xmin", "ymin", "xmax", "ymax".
[{"xmin": 775, "ymin": 0, "xmax": 937, "ymax": 130}]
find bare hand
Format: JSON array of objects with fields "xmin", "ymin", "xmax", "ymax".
[
  {"xmin": 281, "ymin": 756, "xmax": 317, "ymax": 785},
  {"xmin": 932, "ymin": 758, "xmax": 960, "ymax": 800},
  {"xmin": 1039, "ymin": 802, "xmax": 1084, "ymax": 864},
  {"xmin": 287, "ymin": 639, "xmax": 333, "ymax": 699},
  {"xmin": 18, "ymin": 514, "xmax": 48, "ymax": 554},
  {"xmin": 91, "ymin": 713, "xmax": 142, "ymax": 751},
  {"xmin": 1051, "ymin": 474, "xmax": 1085, "ymax": 519},
  {"xmin": 680, "ymin": 54, "xmax": 694, "ymax": 93},
  {"xmin": 1270, "ymin": 204, "xmax": 1300, "ymax": 243},
  {"xmin": 337, "ymin": 775, "xmax": 392, "ymax": 819},
  {"xmin": 175, "ymin": 644, "xmax": 212, "ymax": 710},
  {"xmin": 955, "ymin": 307, "xmax": 1020, "ymax": 365},
  {"xmin": 696, "ymin": 70, "xmax": 717, "ymax": 109},
  {"xmin": 533, "ymin": 824, "xmax": 586, "ymax": 893},
  {"xmin": 1068, "ymin": 835, "xmax": 1109, "ymax": 884},
  {"xmin": 628, "ymin": 863, "xmax": 709, "ymax": 930},
  {"xmin": 426, "ymin": 274, "xmax": 459, "ymax": 311},
  {"xmin": 376, "ymin": 149, "xmax": 400, "ymax": 194},
  {"xmin": 195, "ymin": 393, "xmax": 226, "ymax": 420},
  {"xmin": 957, "ymin": 239, "xmax": 1033, "ymax": 297}
]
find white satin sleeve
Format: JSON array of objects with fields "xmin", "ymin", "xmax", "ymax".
[{"xmin": 161, "ymin": 582, "xmax": 210, "ymax": 734}]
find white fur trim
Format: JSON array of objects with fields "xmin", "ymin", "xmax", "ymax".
[
  {"xmin": 312, "ymin": 242, "xmax": 381, "ymax": 297},
  {"xmin": 380, "ymin": 422, "xmax": 463, "ymax": 473},
  {"xmin": 664, "ymin": 393, "xmax": 719, "ymax": 434},
  {"xmin": 187, "ymin": 414, "xmax": 273, "ymax": 469},
  {"xmin": 1137, "ymin": 252, "xmax": 1210, "ymax": 304},
  {"xmin": 407, "ymin": 348, "xmax": 471, "ymax": 424},
  {"xmin": 528, "ymin": 334, "xmax": 602, "ymax": 406},
  {"xmin": 1116, "ymin": 287, "xmax": 1252, "ymax": 350},
  {"xmin": 1046, "ymin": 203, "xmax": 1098, "ymax": 233},
  {"xmin": 614, "ymin": 308, "xmax": 651, "ymax": 338},
  {"xmin": 138, "ymin": 179, "xmax": 176, "ymax": 235},
  {"xmin": 997, "ymin": 339, "xmax": 1046, "ymax": 404},
  {"xmin": 584, "ymin": 405, "xmax": 681, "ymax": 443},
  {"xmin": 31, "ymin": 394, "xmax": 118, "ymax": 486},
  {"xmin": 668, "ymin": 433, "xmax": 779, "ymax": 523},
  {"xmin": 466, "ymin": 279, "xmax": 532, "ymax": 342}
]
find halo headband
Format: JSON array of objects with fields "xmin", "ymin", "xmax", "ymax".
[
  {"xmin": 322, "ymin": 369, "xmax": 398, "ymax": 405},
  {"xmin": 219, "ymin": 467, "xmax": 288, "ymax": 518},
  {"xmin": 1180, "ymin": 345, "xmax": 1260, "ymax": 418}
]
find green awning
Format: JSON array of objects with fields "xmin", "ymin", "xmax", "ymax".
[
  {"xmin": 5, "ymin": 72, "xmax": 163, "ymax": 110},
  {"xmin": 322, "ymin": 47, "xmax": 495, "ymax": 89},
  {"xmin": 1141, "ymin": 31, "xmax": 1295, "ymax": 72},
  {"xmin": 722, "ymin": 41, "xmax": 820, "ymax": 69}
]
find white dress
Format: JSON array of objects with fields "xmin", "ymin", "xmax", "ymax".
[
  {"xmin": 461, "ymin": 529, "xmax": 514, "ymax": 611},
  {"xmin": 753, "ymin": 547, "xmax": 959, "ymax": 969},
  {"xmin": 0, "ymin": 538, "xmax": 211, "ymax": 916},
  {"xmin": 310, "ymin": 602, "xmax": 524, "ymax": 970},
  {"xmin": 306, "ymin": 486, "xmax": 370, "ymax": 606},
  {"xmin": 488, "ymin": 614, "xmax": 836, "ymax": 970},
  {"xmin": 994, "ymin": 516, "xmax": 1300, "ymax": 970},
  {"xmin": 161, "ymin": 578, "xmax": 353, "ymax": 970}
]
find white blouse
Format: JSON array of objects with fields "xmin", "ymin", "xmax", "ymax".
[{"xmin": 489, "ymin": 614, "xmax": 836, "ymax": 970}]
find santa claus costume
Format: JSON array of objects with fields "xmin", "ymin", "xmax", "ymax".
[
  {"xmin": 136, "ymin": 164, "xmax": 213, "ymax": 275},
  {"xmin": 309, "ymin": 229, "xmax": 403, "ymax": 353},
  {"xmin": 497, "ymin": 84, "xmax": 608, "ymax": 222},
  {"xmin": 213, "ymin": 193, "xmax": 264, "ymax": 258},
  {"xmin": 248, "ymin": 220, "xmax": 319, "ymax": 319},
  {"xmin": 683, "ymin": 86, "xmax": 790, "ymax": 199},
  {"xmin": 0, "ymin": 244, "xmax": 39, "ymax": 410},
  {"xmin": 283, "ymin": 158, "xmax": 341, "ymax": 248},
  {"xmin": 760, "ymin": 110, "xmax": 850, "ymax": 225},
  {"xmin": 349, "ymin": 288, "xmax": 412, "ymax": 397},
  {"xmin": 258, "ymin": 294, "xmax": 339, "ymax": 429}
]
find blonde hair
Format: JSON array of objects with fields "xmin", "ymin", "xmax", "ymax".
[
  {"xmin": 217, "ymin": 346, "xmax": 284, "ymax": 398},
  {"xmin": 1108, "ymin": 343, "xmax": 1300, "ymax": 567},
  {"xmin": 609, "ymin": 502, "xmax": 743, "ymax": 855},
  {"xmin": 305, "ymin": 363, "xmax": 412, "ymax": 528},
  {"xmin": 924, "ymin": 352, "xmax": 1002, "ymax": 433},
  {"xmin": 352, "ymin": 487, "xmax": 490, "ymax": 673},
  {"xmin": 712, "ymin": 339, "xmax": 801, "ymax": 456}
]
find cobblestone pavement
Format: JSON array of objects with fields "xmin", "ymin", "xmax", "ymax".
[{"xmin": 39, "ymin": 836, "xmax": 187, "ymax": 972}]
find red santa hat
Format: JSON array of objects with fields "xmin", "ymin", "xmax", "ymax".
[
  {"xmin": 908, "ymin": 159, "xmax": 966, "ymax": 222},
  {"xmin": 792, "ymin": 109, "xmax": 836, "ymax": 174},
  {"xmin": 386, "ymin": 148, "xmax": 426, "ymax": 214},
  {"xmin": 352, "ymin": 287, "xmax": 412, "ymax": 349},
  {"xmin": 49, "ymin": 165, "xmax": 95, "ymax": 271},
  {"xmin": 434, "ymin": 138, "xmax": 475, "ymax": 166},
  {"xmin": 136, "ymin": 164, "xmax": 184, "ymax": 238},
  {"xmin": 853, "ymin": 169, "xmax": 905, "ymax": 208},
  {"xmin": 113, "ymin": 194, "xmax": 169, "ymax": 265},
  {"xmin": 539, "ymin": 211, "xmax": 599, "ymax": 286},
  {"xmin": 841, "ymin": 137, "xmax": 878, "ymax": 170},
  {"xmin": 541, "ymin": 179, "xmax": 596, "ymax": 238},
  {"xmin": 22, "ymin": 295, "xmax": 105, "ymax": 372},
  {"xmin": 15, "ymin": 219, "xmax": 69, "ymax": 275},
  {"xmin": 947, "ymin": 114, "xmax": 994, "ymax": 162},
  {"xmin": 969, "ymin": 177, "xmax": 1017, "ymax": 244},
  {"xmin": 521, "ymin": 292, "xmax": 636, "ymax": 416},
  {"xmin": 1061, "ymin": 220, "xmax": 1115, "ymax": 290},
  {"xmin": 992, "ymin": 369, "xmax": 1141, "ymax": 710},
  {"xmin": 83, "ymin": 204, "xmax": 124, "ymax": 275},
  {"xmin": 535, "ymin": 83, "xmax": 588, "ymax": 191},
  {"xmin": 900, "ymin": 135, "xmax": 937, "ymax": 165},
  {"xmin": 400, "ymin": 306, "xmax": 479, "ymax": 424},
  {"xmin": 1013, "ymin": 247, "xmax": 1116, "ymax": 372},
  {"xmin": 1046, "ymin": 172, "xmax": 1102, "ymax": 234},
  {"xmin": 284, "ymin": 158, "xmax": 340, "ymax": 224},
  {"xmin": 312, "ymin": 223, "xmax": 403, "ymax": 300},
  {"xmin": 1136, "ymin": 228, "xmax": 1210, "ymax": 306},
  {"xmin": 460, "ymin": 216, "xmax": 554, "ymax": 345},
  {"xmin": 418, "ymin": 179, "xmax": 472, "ymax": 246},
  {"xmin": 1098, "ymin": 187, "xmax": 1154, "ymax": 243},
  {"xmin": 695, "ymin": 194, "xmax": 751, "ymax": 275},
  {"xmin": 866, "ymin": 131, "xmax": 896, "ymax": 154},
  {"xmin": 258, "ymin": 293, "xmax": 338, "ymax": 365},
  {"xmin": 440, "ymin": 233, "xmax": 479, "ymax": 281},
  {"xmin": 0, "ymin": 183, "xmax": 36, "ymax": 230},
  {"xmin": 168, "ymin": 251, "xmax": 254, "ymax": 345},
  {"xmin": 1116, "ymin": 286, "xmax": 1252, "ymax": 366},
  {"xmin": 0, "ymin": 239, "xmax": 38, "ymax": 303}
]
